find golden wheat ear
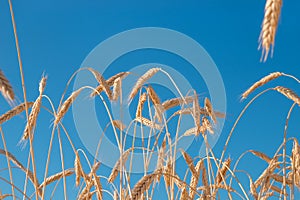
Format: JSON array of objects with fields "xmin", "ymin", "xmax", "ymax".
[
  {"xmin": 0, "ymin": 70, "xmax": 15, "ymax": 106},
  {"xmin": 259, "ymin": 0, "xmax": 282, "ymax": 62}
]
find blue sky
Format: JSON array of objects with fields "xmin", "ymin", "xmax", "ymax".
[{"xmin": 0, "ymin": 0, "xmax": 300, "ymax": 199}]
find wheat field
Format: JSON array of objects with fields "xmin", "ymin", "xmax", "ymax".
[{"xmin": 1, "ymin": 0, "xmax": 299, "ymax": 200}]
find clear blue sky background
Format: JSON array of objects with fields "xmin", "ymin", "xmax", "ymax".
[{"xmin": 0, "ymin": 0, "xmax": 300, "ymax": 199}]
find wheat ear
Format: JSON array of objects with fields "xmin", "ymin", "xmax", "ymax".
[
  {"xmin": 39, "ymin": 169, "xmax": 74, "ymax": 189},
  {"xmin": 242, "ymin": 72, "xmax": 282, "ymax": 99},
  {"xmin": 74, "ymin": 151, "xmax": 83, "ymax": 187},
  {"xmin": 135, "ymin": 117, "xmax": 161, "ymax": 130},
  {"xmin": 259, "ymin": 0, "xmax": 282, "ymax": 62},
  {"xmin": 162, "ymin": 96, "xmax": 194, "ymax": 110},
  {"xmin": 181, "ymin": 150, "xmax": 197, "ymax": 176},
  {"xmin": 131, "ymin": 173, "xmax": 157, "ymax": 200},
  {"xmin": 135, "ymin": 93, "xmax": 147, "ymax": 118},
  {"xmin": 54, "ymin": 88, "xmax": 83, "ymax": 126},
  {"xmin": 273, "ymin": 86, "xmax": 300, "ymax": 106},
  {"xmin": 249, "ymin": 150, "xmax": 272, "ymax": 163},
  {"xmin": 0, "ymin": 149, "xmax": 37, "ymax": 186},
  {"xmin": 189, "ymin": 159, "xmax": 203, "ymax": 199},
  {"xmin": 204, "ymin": 97, "xmax": 217, "ymax": 124},
  {"xmin": 108, "ymin": 149, "xmax": 131, "ymax": 183},
  {"xmin": 0, "ymin": 70, "xmax": 15, "ymax": 105},
  {"xmin": 215, "ymin": 158, "xmax": 231, "ymax": 185},
  {"xmin": 90, "ymin": 71, "xmax": 129, "ymax": 97},
  {"xmin": 112, "ymin": 77, "xmax": 121, "ymax": 101},
  {"xmin": 155, "ymin": 138, "xmax": 166, "ymax": 183},
  {"xmin": 0, "ymin": 102, "xmax": 33, "ymax": 124},
  {"xmin": 129, "ymin": 68, "xmax": 160, "ymax": 101},
  {"xmin": 22, "ymin": 76, "xmax": 47, "ymax": 141},
  {"xmin": 88, "ymin": 67, "xmax": 112, "ymax": 99}
]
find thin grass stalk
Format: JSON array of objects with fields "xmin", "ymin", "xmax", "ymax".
[
  {"xmin": 282, "ymin": 103, "xmax": 296, "ymax": 200},
  {"xmin": 57, "ymin": 127, "xmax": 68, "ymax": 200},
  {"xmin": 220, "ymin": 88, "xmax": 273, "ymax": 171},
  {"xmin": 7, "ymin": 1, "xmax": 39, "ymax": 198},
  {"xmin": 0, "ymin": 127, "xmax": 15, "ymax": 199}
]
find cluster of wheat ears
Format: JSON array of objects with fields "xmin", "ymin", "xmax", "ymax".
[
  {"xmin": 0, "ymin": 67, "xmax": 300, "ymax": 200},
  {"xmin": 0, "ymin": 0, "xmax": 293, "ymax": 199}
]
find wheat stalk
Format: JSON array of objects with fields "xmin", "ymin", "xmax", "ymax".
[
  {"xmin": 0, "ymin": 70, "xmax": 15, "ymax": 105},
  {"xmin": 259, "ymin": 0, "xmax": 283, "ymax": 62},
  {"xmin": 242, "ymin": 72, "xmax": 282, "ymax": 99}
]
